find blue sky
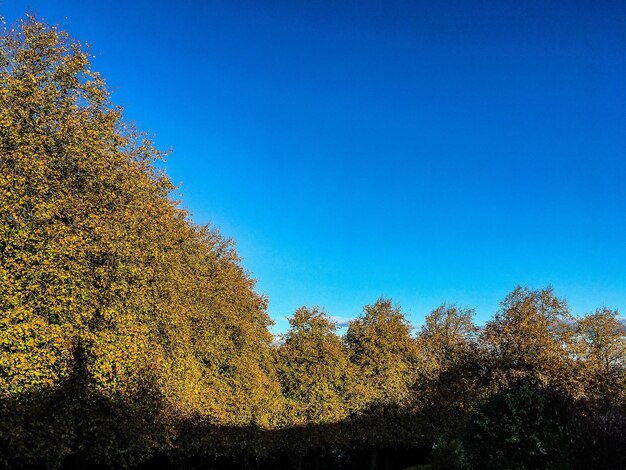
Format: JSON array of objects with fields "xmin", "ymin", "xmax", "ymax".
[{"xmin": 3, "ymin": 1, "xmax": 625, "ymax": 332}]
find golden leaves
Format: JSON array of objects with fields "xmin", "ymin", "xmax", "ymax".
[{"xmin": 0, "ymin": 15, "xmax": 278, "ymax": 465}]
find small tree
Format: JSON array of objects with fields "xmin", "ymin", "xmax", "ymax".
[
  {"xmin": 417, "ymin": 304, "xmax": 477, "ymax": 374},
  {"xmin": 576, "ymin": 307, "xmax": 626, "ymax": 411},
  {"xmin": 346, "ymin": 298, "xmax": 417, "ymax": 405},
  {"xmin": 277, "ymin": 307, "xmax": 357, "ymax": 427},
  {"xmin": 414, "ymin": 305, "xmax": 485, "ymax": 440}
]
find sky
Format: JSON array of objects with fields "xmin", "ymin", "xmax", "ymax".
[{"xmin": 3, "ymin": 0, "xmax": 625, "ymax": 333}]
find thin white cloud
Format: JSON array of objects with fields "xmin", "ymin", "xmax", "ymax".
[{"xmin": 330, "ymin": 315, "xmax": 354, "ymax": 329}]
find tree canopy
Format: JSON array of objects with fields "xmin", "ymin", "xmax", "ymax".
[{"xmin": 0, "ymin": 15, "xmax": 278, "ymax": 467}]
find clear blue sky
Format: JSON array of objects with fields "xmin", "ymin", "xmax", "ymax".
[{"xmin": 3, "ymin": 0, "xmax": 625, "ymax": 332}]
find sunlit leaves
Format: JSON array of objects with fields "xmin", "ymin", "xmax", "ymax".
[
  {"xmin": 277, "ymin": 307, "xmax": 357, "ymax": 426},
  {"xmin": 0, "ymin": 15, "xmax": 278, "ymax": 466}
]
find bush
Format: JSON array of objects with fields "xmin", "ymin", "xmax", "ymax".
[
  {"xmin": 463, "ymin": 384, "xmax": 577, "ymax": 469},
  {"xmin": 431, "ymin": 438, "xmax": 467, "ymax": 470},
  {"xmin": 572, "ymin": 412, "xmax": 626, "ymax": 469}
]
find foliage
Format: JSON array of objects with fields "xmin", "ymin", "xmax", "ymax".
[
  {"xmin": 573, "ymin": 412, "xmax": 626, "ymax": 469},
  {"xmin": 575, "ymin": 307, "xmax": 626, "ymax": 411},
  {"xmin": 346, "ymin": 298, "xmax": 417, "ymax": 406},
  {"xmin": 412, "ymin": 305, "xmax": 488, "ymax": 439},
  {"xmin": 431, "ymin": 438, "xmax": 468, "ymax": 470},
  {"xmin": 345, "ymin": 299, "xmax": 421, "ymax": 451},
  {"xmin": 481, "ymin": 286, "xmax": 576, "ymax": 392},
  {"xmin": 0, "ymin": 15, "xmax": 278, "ymax": 467},
  {"xmin": 417, "ymin": 304, "xmax": 477, "ymax": 374},
  {"xmin": 277, "ymin": 307, "xmax": 357, "ymax": 428},
  {"xmin": 463, "ymin": 383, "xmax": 579, "ymax": 470}
]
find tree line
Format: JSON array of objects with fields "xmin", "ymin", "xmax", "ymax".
[{"xmin": 1, "ymin": 16, "xmax": 625, "ymax": 469}]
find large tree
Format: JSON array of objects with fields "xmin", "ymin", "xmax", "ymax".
[{"xmin": 0, "ymin": 16, "xmax": 278, "ymax": 467}]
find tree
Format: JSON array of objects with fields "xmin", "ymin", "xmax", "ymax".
[
  {"xmin": 277, "ymin": 307, "xmax": 357, "ymax": 428},
  {"xmin": 0, "ymin": 16, "xmax": 280, "ymax": 467},
  {"xmin": 413, "ymin": 305, "xmax": 486, "ymax": 440},
  {"xmin": 345, "ymin": 299, "xmax": 420, "ymax": 467},
  {"xmin": 576, "ymin": 307, "xmax": 626, "ymax": 411},
  {"xmin": 481, "ymin": 286, "xmax": 576, "ymax": 392},
  {"xmin": 346, "ymin": 298, "xmax": 417, "ymax": 406},
  {"xmin": 0, "ymin": 16, "xmax": 170, "ymax": 466},
  {"xmin": 417, "ymin": 304, "xmax": 477, "ymax": 374}
]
